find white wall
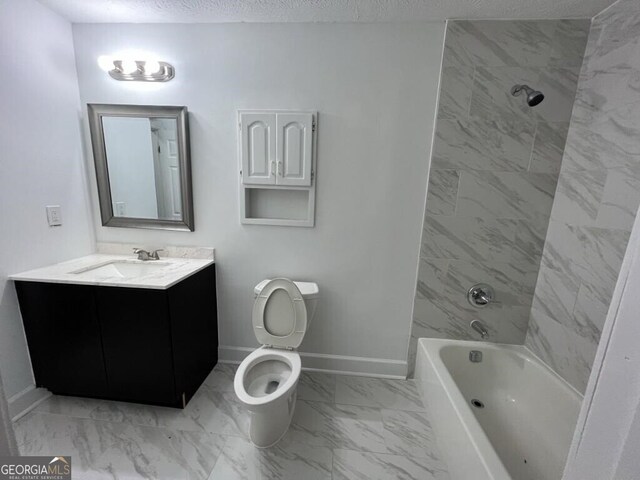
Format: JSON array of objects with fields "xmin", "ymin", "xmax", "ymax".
[
  {"xmin": 0, "ymin": 0, "xmax": 95, "ymax": 404},
  {"xmin": 72, "ymin": 22, "xmax": 445, "ymax": 373}
]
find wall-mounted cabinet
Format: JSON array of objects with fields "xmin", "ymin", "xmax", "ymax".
[{"xmin": 238, "ymin": 110, "xmax": 317, "ymax": 227}]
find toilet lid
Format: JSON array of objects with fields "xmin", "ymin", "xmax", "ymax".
[{"xmin": 252, "ymin": 278, "xmax": 307, "ymax": 349}]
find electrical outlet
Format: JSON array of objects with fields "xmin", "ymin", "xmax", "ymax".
[{"xmin": 46, "ymin": 205, "xmax": 62, "ymax": 226}]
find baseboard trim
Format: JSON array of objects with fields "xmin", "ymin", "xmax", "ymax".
[
  {"xmin": 8, "ymin": 385, "xmax": 51, "ymax": 422},
  {"xmin": 218, "ymin": 345, "xmax": 407, "ymax": 379}
]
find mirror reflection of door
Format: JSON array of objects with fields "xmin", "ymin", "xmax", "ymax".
[
  {"xmin": 150, "ymin": 118, "xmax": 182, "ymax": 221},
  {"xmin": 102, "ymin": 116, "xmax": 183, "ymax": 221}
]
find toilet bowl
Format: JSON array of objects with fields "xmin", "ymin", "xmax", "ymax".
[{"xmin": 234, "ymin": 278, "xmax": 318, "ymax": 447}]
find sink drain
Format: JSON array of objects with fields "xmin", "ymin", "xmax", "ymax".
[{"xmin": 471, "ymin": 398, "xmax": 485, "ymax": 409}]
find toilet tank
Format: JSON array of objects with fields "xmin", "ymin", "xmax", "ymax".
[{"xmin": 254, "ymin": 279, "xmax": 319, "ymax": 322}]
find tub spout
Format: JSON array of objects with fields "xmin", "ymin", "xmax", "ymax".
[{"xmin": 470, "ymin": 320, "xmax": 488, "ymax": 339}]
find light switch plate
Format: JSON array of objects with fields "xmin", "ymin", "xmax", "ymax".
[{"xmin": 46, "ymin": 205, "xmax": 62, "ymax": 226}]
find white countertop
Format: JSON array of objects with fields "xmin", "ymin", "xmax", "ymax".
[{"xmin": 10, "ymin": 247, "xmax": 215, "ymax": 290}]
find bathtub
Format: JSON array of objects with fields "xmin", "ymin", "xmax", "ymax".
[{"xmin": 415, "ymin": 338, "xmax": 582, "ymax": 480}]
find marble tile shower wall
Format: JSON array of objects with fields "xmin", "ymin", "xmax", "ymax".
[
  {"xmin": 408, "ymin": 19, "xmax": 590, "ymax": 372},
  {"xmin": 525, "ymin": 0, "xmax": 640, "ymax": 394}
]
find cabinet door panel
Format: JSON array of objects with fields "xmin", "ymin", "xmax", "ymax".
[
  {"xmin": 15, "ymin": 282, "xmax": 108, "ymax": 397},
  {"xmin": 240, "ymin": 112, "xmax": 276, "ymax": 185},
  {"xmin": 168, "ymin": 265, "xmax": 218, "ymax": 404},
  {"xmin": 276, "ymin": 113, "xmax": 313, "ymax": 186},
  {"xmin": 95, "ymin": 287, "xmax": 177, "ymax": 405}
]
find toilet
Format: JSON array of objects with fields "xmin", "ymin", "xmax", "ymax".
[{"xmin": 234, "ymin": 278, "xmax": 319, "ymax": 447}]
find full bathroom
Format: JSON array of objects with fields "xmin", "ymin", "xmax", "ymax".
[{"xmin": 1, "ymin": 0, "xmax": 640, "ymax": 479}]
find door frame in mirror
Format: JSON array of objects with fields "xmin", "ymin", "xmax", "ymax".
[{"xmin": 87, "ymin": 103, "xmax": 194, "ymax": 231}]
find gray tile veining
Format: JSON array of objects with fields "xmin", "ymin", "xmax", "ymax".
[
  {"xmin": 334, "ymin": 376, "xmax": 425, "ymax": 411},
  {"xmin": 208, "ymin": 436, "xmax": 333, "ymax": 480},
  {"xmin": 443, "ymin": 20, "xmax": 556, "ymax": 68},
  {"xmin": 287, "ymin": 400, "xmax": 390, "ymax": 453},
  {"xmin": 333, "ymin": 449, "xmax": 449, "ymax": 480},
  {"xmin": 551, "ymin": 169, "xmax": 607, "ymax": 225},
  {"xmin": 298, "ymin": 371, "xmax": 336, "ymax": 403},
  {"xmin": 426, "ymin": 170, "xmax": 460, "ymax": 216},
  {"xmin": 17, "ymin": 412, "xmax": 226, "ymax": 480},
  {"xmin": 432, "ymin": 118, "xmax": 535, "ymax": 172},
  {"xmin": 526, "ymin": 0, "xmax": 640, "ymax": 394},
  {"xmin": 456, "ymin": 171, "xmax": 557, "ymax": 226},
  {"xmin": 14, "ymin": 369, "xmax": 449, "ymax": 480},
  {"xmin": 202, "ymin": 362, "xmax": 237, "ymax": 392},
  {"xmin": 529, "ymin": 122, "xmax": 569, "ymax": 173},
  {"xmin": 381, "ymin": 409, "xmax": 444, "ymax": 461},
  {"xmin": 410, "ymin": 18, "xmax": 589, "ymax": 377},
  {"xmin": 437, "ymin": 66, "xmax": 474, "ymax": 119},
  {"xmin": 421, "ymin": 215, "xmax": 517, "ymax": 263},
  {"xmin": 596, "ymin": 169, "xmax": 640, "ymax": 231}
]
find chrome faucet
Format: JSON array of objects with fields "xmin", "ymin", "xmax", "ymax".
[
  {"xmin": 133, "ymin": 248, "xmax": 163, "ymax": 261},
  {"xmin": 470, "ymin": 320, "xmax": 489, "ymax": 339},
  {"xmin": 467, "ymin": 284, "xmax": 495, "ymax": 308}
]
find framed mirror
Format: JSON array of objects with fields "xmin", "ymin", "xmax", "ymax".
[{"xmin": 87, "ymin": 104, "xmax": 194, "ymax": 231}]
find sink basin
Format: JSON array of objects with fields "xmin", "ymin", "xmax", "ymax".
[{"xmin": 71, "ymin": 261, "xmax": 170, "ymax": 279}]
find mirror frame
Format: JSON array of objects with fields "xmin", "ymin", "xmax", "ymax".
[{"xmin": 87, "ymin": 103, "xmax": 194, "ymax": 231}]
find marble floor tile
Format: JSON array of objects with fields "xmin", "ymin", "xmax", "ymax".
[
  {"xmin": 34, "ymin": 394, "xmax": 105, "ymax": 419},
  {"xmin": 288, "ymin": 400, "xmax": 389, "ymax": 453},
  {"xmin": 17, "ymin": 412, "xmax": 225, "ymax": 480},
  {"xmin": 334, "ymin": 376, "xmax": 425, "ymax": 411},
  {"xmin": 202, "ymin": 362, "xmax": 238, "ymax": 392},
  {"xmin": 332, "ymin": 449, "xmax": 450, "ymax": 480},
  {"xmin": 89, "ymin": 389, "xmax": 249, "ymax": 438},
  {"xmin": 208, "ymin": 435, "xmax": 332, "ymax": 480},
  {"xmin": 298, "ymin": 371, "xmax": 336, "ymax": 403},
  {"xmin": 14, "ymin": 375, "xmax": 452, "ymax": 480},
  {"xmin": 381, "ymin": 409, "xmax": 446, "ymax": 462}
]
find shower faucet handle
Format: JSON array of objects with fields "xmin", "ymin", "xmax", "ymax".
[{"xmin": 467, "ymin": 283, "xmax": 496, "ymax": 308}]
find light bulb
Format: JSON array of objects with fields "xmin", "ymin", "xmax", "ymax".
[
  {"xmin": 120, "ymin": 59, "xmax": 138, "ymax": 74},
  {"xmin": 143, "ymin": 60, "xmax": 161, "ymax": 75},
  {"xmin": 97, "ymin": 55, "xmax": 114, "ymax": 72}
]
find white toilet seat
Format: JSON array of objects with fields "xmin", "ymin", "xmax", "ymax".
[
  {"xmin": 234, "ymin": 346, "xmax": 301, "ymax": 408},
  {"xmin": 252, "ymin": 278, "xmax": 307, "ymax": 349}
]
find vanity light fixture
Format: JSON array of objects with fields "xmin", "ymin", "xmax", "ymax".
[{"xmin": 106, "ymin": 59, "xmax": 174, "ymax": 82}]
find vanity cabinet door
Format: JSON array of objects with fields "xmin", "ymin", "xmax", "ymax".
[
  {"xmin": 15, "ymin": 282, "xmax": 108, "ymax": 397},
  {"xmin": 95, "ymin": 287, "xmax": 177, "ymax": 406},
  {"xmin": 168, "ymin": 265, "xmax": 218, "ymax": 405}
]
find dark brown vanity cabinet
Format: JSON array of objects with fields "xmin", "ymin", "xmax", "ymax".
[{"xmin": 14, "ymin": 264, "xmax": 218, "ymax": 408}]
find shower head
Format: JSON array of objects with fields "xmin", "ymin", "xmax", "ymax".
[{"xmin": 511, "ymin": 84, "xmax": 545, "ymax": 107}]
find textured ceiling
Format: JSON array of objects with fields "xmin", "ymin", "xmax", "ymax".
[{"xmin": 39, "ymin": 0, "xmax": 616, "ymax": 23}]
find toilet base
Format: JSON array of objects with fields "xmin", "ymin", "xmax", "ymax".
[{"xmin": 248, "ymin": 390, "xmax": 297, "ymax": 448}]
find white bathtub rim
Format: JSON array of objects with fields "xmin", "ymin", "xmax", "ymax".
[
  {"xmin": 418, "ymin": 338, "xmax": 584, "ymax": 480},
  {"xmin": 420, "ymin": 338, "xmax": 583, "ymax": 399},
  {"xmin": 419, "ymin": 338, "xmax": 510, "ymax": 479}
]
